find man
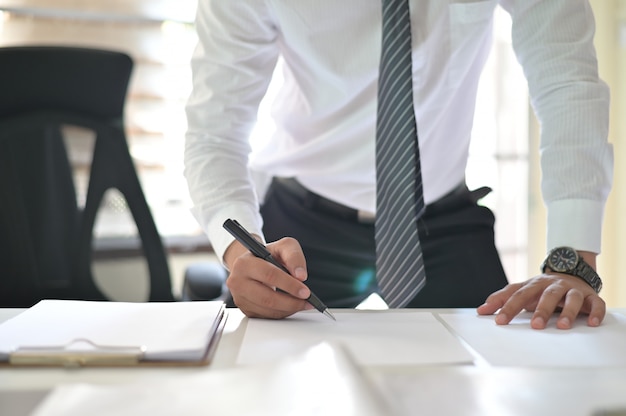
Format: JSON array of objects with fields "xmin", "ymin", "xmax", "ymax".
[{"xmin": 184, "ymin": 0, "xmax": 612, "ymax": 328}]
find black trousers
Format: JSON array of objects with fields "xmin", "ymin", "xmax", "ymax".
[{"xmin": 260, "ymin": 178, "xmax": 509, "ymax": 308}]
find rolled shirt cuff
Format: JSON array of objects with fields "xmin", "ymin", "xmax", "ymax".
[
  {"xmin": 191, "ymin": 203, "xmax": 265, "ymax": 267},
  {"xmin": 546, "ymin": 198, "xmax": 605, "ymax": 255}
]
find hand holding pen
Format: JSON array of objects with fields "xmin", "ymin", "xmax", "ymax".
[{"xmin": 223, "ymin": 219, "xmax": 335, "ymax": 321}]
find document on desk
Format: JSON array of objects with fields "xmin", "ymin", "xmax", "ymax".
[
  {"xmin": 439, "ymin": 311, "xmax": 626, "ymax": 367},
  {"xmin": 237, "ymin": 310, "xmax": 475, "ymax": 366},
  {"xmin": 0, "ymin": 299, "xmax": 226, "ymax": 366}
]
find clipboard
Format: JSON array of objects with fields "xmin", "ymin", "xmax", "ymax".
[{"xmin": 0, "ymin": 299, "xmax": 227, "ymax": 368}]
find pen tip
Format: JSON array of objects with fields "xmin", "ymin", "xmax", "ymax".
[{"xmin": 324, "ymin": 309, "xmax": 337, "ymax": 321}]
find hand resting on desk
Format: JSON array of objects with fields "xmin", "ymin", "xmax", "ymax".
[{"xmin": 477, "ymin": 251, "xmax": 606, "ymax": 330}]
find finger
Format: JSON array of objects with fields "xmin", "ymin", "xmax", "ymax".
[
  {"xmin": 476, "ymin": 283, "xmax": 523, "ymax": 315},
  {"xmin": 235, "ymin": 281, "xmax": 310, "ymax": 319},
  {"xmin": 495, "ymin": 278, "xmax": 550, "ymax": 325},
  {"xmin": 229, "ymin": 273, "xmax": 310, "ymax": 319},
  {"xmin": 530, "ymin": 283, "xmax": 569, "ymax": 329},
  {"xmin": 584, "ymin": 295, "xmax": 606, "ymax": 327},
  {"xmin": 236, "ymin": 251, "xmax": 310, "ymax": 300},
  {"xmin": 261, "ymin": 259, "xmax": 311, "ymax": 300},
  {"xmin": 555, "ymin": 288, "xmax": 584, "ymax": 330},
  {"xmin": 227, "ymin": 256, "xmax": 310, "ymax": 318},
  {"xmin": 268, "ymin": 237, "xmax": 308, "ymax": 282}
]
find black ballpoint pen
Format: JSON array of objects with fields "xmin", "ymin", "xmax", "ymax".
[{"xmin": 223, "ymin": 218, "xmax": 336, "ymax": 321}]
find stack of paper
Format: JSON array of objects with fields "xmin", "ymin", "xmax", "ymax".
[{"xmin": 0, "ymin": 299, "xmax": 226, "ymax": 366}]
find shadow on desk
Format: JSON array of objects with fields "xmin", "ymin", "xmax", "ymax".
[{"xmin": 0, "ymin": 391, "xmax": 48, "ymax": 416}]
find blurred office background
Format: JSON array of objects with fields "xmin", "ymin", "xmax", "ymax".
[{"xmin": 0, "ymin": 0, "xmax": 623, "ymax": 306}]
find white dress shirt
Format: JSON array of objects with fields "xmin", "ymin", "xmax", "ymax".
[{"xmin": 184, "ymin": 0, "xmax": 612, "ymax": 263}]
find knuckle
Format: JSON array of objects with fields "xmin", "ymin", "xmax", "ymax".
[
  {"xmin": 225, "ymin": 272, "xmax": 241, "ymax": 292},
  {"xmin": 535, "ymin": 275, "xmax": 555, "ymax": 286},
  {"xmin": 280, "ymin": 236, "xmax": 298, "ymax": 245},
  {"xmin": 228, "ymin": 255, "xmax": 248, "ymax": 276},
  {"xmin": 272, "ymin": 236, "xmax": 298, "ymax": 251},
  {"xmin": 508, "ymin": 285, "xmax": 529, "ymax": 299},
  {"xmin": 225, "ymin": 276, "xmax": 236, "ymax": 291},
  {"xmin": 483, "ymin": 292, "xmax": 499, "ymax": 304},
  {"xmin": 544, "ymin": 287, "xmax": 562, "ymax": 297},
  {"xmin": 543, "ymin": 283, "xmax": 567, "ymax": 297},
  {"xmin": 273, "ymin": 237, "xmax": 303, "ymax": 258},
  {"xmin": 566, "ymin": 288, "xmax": 584, "ymax": 300},
  {"xmin": 589, "ymin": 295, "xmax": 606, "ymax": 309},
  {"xmin": 263, "ymin": 269, "xmax": 281, "ymax": 287},
  {"xmin": 503, "ymin": 282, "xmax": 523, "ymax": 292}
]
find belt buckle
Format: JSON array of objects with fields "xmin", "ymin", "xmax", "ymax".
[{"xmin": 357, "ymin": 210, "xmax": 375, "ymax": 224}]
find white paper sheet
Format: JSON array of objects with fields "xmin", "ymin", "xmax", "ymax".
[
  {"xmin": 31, "ymin": 342, "xmax": 390, "ymax": 416},
  {"xmin": 237, "ymin": 310, "xmax": 475, "ymax": 366},
  {"xmin": 439, "ymin": 311, "xmax": 626, "ymax": 367},
  {"xmin": 0, "ymin": 300, "xmax": 225, "ymax": 362}
]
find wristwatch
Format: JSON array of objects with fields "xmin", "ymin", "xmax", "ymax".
[{"xmin": 541, "ymin": 246, "xmax": 602, "ymax": 293}]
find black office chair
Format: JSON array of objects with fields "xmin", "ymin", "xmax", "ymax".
[{"xmin": 0, "ymin": 46, "xmax": 226, "ymax": 307}]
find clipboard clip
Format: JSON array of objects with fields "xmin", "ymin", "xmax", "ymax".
[{"xmin": 9, "ymin": 338, "xmax": 146, "ymax": 367}]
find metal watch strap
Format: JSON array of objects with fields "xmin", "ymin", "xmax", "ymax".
[{"xmin": 573, "ymin": 260, "xmax": 603, "ymax": 293}]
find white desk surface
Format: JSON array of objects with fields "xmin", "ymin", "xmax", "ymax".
[{"xmin": 1, "ymin": 307, "xmax": 626, "ymax": 416}]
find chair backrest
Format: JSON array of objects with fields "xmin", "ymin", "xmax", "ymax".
[{"xmin": 0, "ymin": 46, "xmax": 174, "ymax": 306}]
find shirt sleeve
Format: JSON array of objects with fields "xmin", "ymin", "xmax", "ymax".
[
  {"xmin": 500, "ymin": 0, "xmax": 613, "ymax": 254},
  {"xmin": 184, "ymin": 0, "xmax": 279, "ymax": 263}
]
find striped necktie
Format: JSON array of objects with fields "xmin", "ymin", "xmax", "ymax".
[{"xmin": 375, "ymin": 0, "xmax": 426, "ymax": 308}]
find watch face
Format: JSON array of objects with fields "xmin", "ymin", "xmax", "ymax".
[{"xmin": 547, "ymin": 247, "xmax": 579, "ymax": 273}]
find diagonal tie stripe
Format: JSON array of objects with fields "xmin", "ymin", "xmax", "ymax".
[{"xmin": 375, "ymin": 0, "xmax": 426, "ymax": 308}]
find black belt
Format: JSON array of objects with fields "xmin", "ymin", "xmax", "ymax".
[{"xmin": 274, "ymin": 177, "xmax": 491, "ymax": 224}]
